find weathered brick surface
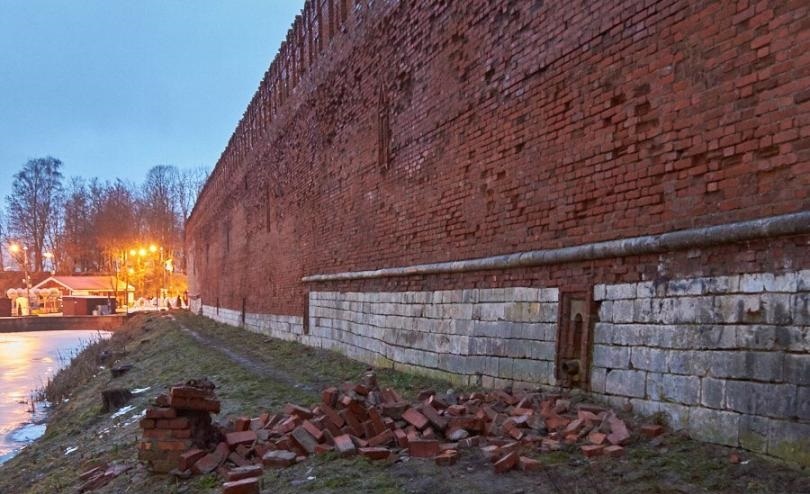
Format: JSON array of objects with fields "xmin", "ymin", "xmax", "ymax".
[
  {"xmin": 186, "ymin": 0, "xmax": 810, "ymax": 317},
  {"xmin": 185, "ymin": 0, "xmax": 810, "ymax": 467}
]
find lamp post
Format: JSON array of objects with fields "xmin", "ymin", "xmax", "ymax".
[{"xmin": 9, "ymin": 243, "xmax": 30, "ymax": 315}]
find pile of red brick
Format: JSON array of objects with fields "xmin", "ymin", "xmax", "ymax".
[
  {"xmin": 139, "ymin": 373, "xmax": 661, "ymax": 494},
  {"xmin": 138, "ymin": 378, "xmax": 220, "ymax": 473}
]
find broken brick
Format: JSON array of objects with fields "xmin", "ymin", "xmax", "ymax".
[
  {"xmin": 408, "ymin": 439, "xmax": 439, "ymax": 458},
  {"xmin": 333, "ymin": 434, "xmax": 357, "ymax": 456},
  {"xmin": 494, "ymin": 451, "xmax": 518, "ymax": 474},
  {"xmin": 222, "ymin": 477, "xmax": 260, "ymax": 494},
  {"xmin": 402, "ymin": 408, "xmax": 429, "ymax": 430},
  {"xmin": 581, "ymin": 445, "xmax": 604, "ymax": 458},
  {"xmin": 359, "ymin": 447, "xmax": 391, "ymax": 460}
]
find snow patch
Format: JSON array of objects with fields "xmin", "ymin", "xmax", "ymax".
[{"xmin": 111, "ymin": 405, "xmax": 135, "ymax": 419}]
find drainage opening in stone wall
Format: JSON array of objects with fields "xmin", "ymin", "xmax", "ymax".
[
  {"xmin": 555, "ymin": 291, "xmax": 595, "ymax": 389},
  {"xmin": 216, "ymin": 297, "xmax": 220, "ymax": 315},
  {"xmin": 241, "ymin": 297, "xmax": 246, "ymax": 327}
]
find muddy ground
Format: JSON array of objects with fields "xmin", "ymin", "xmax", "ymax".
[{"xmin": 0, "ymin": 312, "xmax": 807, "ymax": 494}]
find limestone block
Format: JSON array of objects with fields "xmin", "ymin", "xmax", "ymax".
[
  {"xmin": 476, "ymin": 303, "xmax": 506, "ymax": 321},
  {"xmin": 636, "ymin": 281, "xmax": 655, "ymax": 298},
  {"xmin": 665, "ymin": 278, "xmax": 705, "ymax": 296},
  {"xmin": 707, "ymin": 351, "xmax": 783, "ymax": 381},
  {"xmin": 797, "ymin": 387, "xmax": 810, "ymax": 420},
  {"xmin": 724, "ymin": 381, "xmax": 796, "ymax": 418},
  {"xmin": 496, "ymin": 357, "xmax": 514, "ymax": 379},
  {"xmin": 767, "ymin": 420, "xmax": 810, "ymax": 465},
  {"xmin": 630, "ymin": 346, "xmax": 668, "ymax": 373},
  {"xmin": 661, "ymin": 374, "xmax": 700, "ymax": 405},
  {"xmin": 512, "ymin": 359, "xmax": 551, "ymax": 382},
  {"xmin": 798, "ymin": 270, "xmax": 810, "ymax": 292},
  {"xmin": 512, "ymin": 287, "xmax": 539, "ymax": 302},
  {"xmin": 667, "ymin": 350, "xmax": 709, "ymax": 376},
  {"xmin": 703, "ymin": 275, "xmax": 740, "ymax": 294},
  {"xmin": 604, "ymin": 369, "xmax": 646, "ymax": 398},
  {"xmin": 629, "ymin": 398, "xmax": 660, "ymax": 417},
  {"xmin": 688, "ymin": 408, "xmax": 740, "ymax": 447},
  {"xmin": 538, "ymin": 288, "xmax": 559, "ymax": 302},
  {"xmin": 593, "ymin": 322, "xmax": 613, "ymax": 344},
  {"xmin": 631, "ymin": 298, "xmax": 652, "ymax": 323},
  {"xmin": 785, "ymin": 354, "xmax": 810, "ymax": 385},
  {"xmin": 612, "ymin": 300, "xmax": 635, "ymax": 323},
  {"xmin": 612, "ymin": 324, "xmax": 647, "ymax": 346},
  {"xmin": 590, "ymin": 367, "xmax": 607, "ymax": 393},
  {"xmin": 598, "ymin": 301, "xmax": 613, "ymax": 322},
  {"xmin": 593, "ymin": 345, "xmax": 630, "ymax": 369},
  {"xmin": 528, "ymin": 341, "xmax": 555, "ymax": 361},
  {"xmin": 793, "ymin": 293, "xmax": 810, "ymax": 325},
  {"xmin": 605, "ymin": 283, "xmax": 636, "ymax": 300},
  {"xmin": 657, "ymin": 402, "xmax": 690, "ymax": 431},
  {"xmin": 738, "ymin": 414, "xmax": 770, "ymax": 453},
  {"xmin": 593, "ymin": 284, "xmax": 606, "ymax": 301}
]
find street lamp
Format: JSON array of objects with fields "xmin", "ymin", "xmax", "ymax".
[
  {"xmin": 43, "ymin": 252, "xmax": 54, "ymax": 274},
  {"xmin": 8, "ymin": 243, "xmax": 30, "ymax": 315}
]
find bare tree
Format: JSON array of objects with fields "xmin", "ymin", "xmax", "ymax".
[
  {"xmin": 175, "ymin": 166, "xmax": 210, "ymax": 223},
  {"xmin": 4, "ymin": 157, "xmax": 64, "ymax": 271}
]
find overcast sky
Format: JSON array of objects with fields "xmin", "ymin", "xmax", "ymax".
[{"xmin": 0, "ymin": 0, "xmax": 303, "ymax": 203}]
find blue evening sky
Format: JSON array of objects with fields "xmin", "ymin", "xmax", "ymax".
[{"xmin": 0, "ymin": 1, "xmax": 304, "ymax": 202}]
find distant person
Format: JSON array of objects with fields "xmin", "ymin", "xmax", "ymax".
[{"xmin": 176, "ymin": 295, "xmax": 182, "ymax": 309}]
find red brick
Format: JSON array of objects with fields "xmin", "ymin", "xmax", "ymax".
[
  {"xmin": 234, "ymin": 417, "xmax": 251, "ymax": 432},
  {"xmin": 262, "ymin": 450, "xmax": 297, "ymax": 468},
  {"xmin": 156, "ymin": 418, "xmax": 190, "ymax": 430},
  {"xmin": 359, "ymin": 447, "xmax": 391, "ymax": 460},
  {"xmin": 408, "ymin": 439, "xmax": 439, "ymax": 458},
  {"xmin": 368, "ymin": 429, "xmax": 394, "ymax": 447},
  {"xmin": 290, "ymin": 426, "xmax": 319, "ymax": 454},
  {"xmin": 494, "ymin": 451, "xmax": 518, "ymax": 474},
  {"xmin": 145, "ymin": 407, "xmax": 177, "ymax": 419},
  {"xmin": 604, "ymin": 445, "xmax": 625, "ymax": 458},
  {"xmin": 226, "ymin": 430, "xmax": 257, "ymax": 448},
  {"xmin": 519, "ymin": 456, "xmax": 542, "ymax": 471},
  {"xmin": 435, "ymin": 449, "xmax": 458, "ymax": 466},
  {"xmin": 321, "ymin": 387, "xmax": 338, "ymax": 406},
  {"xmin": 284, "ymin": 403, "xmax": 314, "ymax": 419},
  {"xmin": 394, "ymin": 429, "xmax": 409, "ymax": 448},
  {"xmin": 302, "ymin": 420, "xmax": 324, "ymax": 442},
  {"xmin": 222, "ymin": 477, "xmax": 260, "ymax": 494},
  {"xmin": 401, "ymin": 408, "xmax": 429, "ymax": 430},
  {"xmin": 179, "ymin": 448, "xmax": 206, "ymax": 471},
  {"xmin": 420, "ymin": 404, "xmax": 448, "ymax": 431},
  {"xmin": 640, "ymin": 424, "xmax": 665, "ymax": 438},
  {"xmin": 581, "ymin": 445, "xmax": 604, "ymax": 458},
  {"xmin": 333, "ymin": 434, "xmax": 356, "ymax": 456}
]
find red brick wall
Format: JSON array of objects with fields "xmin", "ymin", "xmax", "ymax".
[{"xmin": 185, "ymin": 0, "xmax": 810, "ymax": 315}]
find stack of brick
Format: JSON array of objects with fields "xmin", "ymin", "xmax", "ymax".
[
  {"xmin": 138, "ymin": 379, "xmax": 221, "ymax": 473},
  {"xmin": 155, "ymin": 370, "xmax": 658, "ymax": 491}
]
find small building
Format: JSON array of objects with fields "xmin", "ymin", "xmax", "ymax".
[{"xmin": 33, "ymin": 275, "xmax": 134, "ymax": 309}]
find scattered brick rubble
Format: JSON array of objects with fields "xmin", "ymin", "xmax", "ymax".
[
  {"xmin": 137, "ymin": 372, "xmax": 660, "ymax": 493},
  {"xmin": 77, "ymin": 463, "xmax": 132, "ymax": 493}
]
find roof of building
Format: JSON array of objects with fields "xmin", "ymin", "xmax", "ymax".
[
  {"xmin": 0, "ymin": 271, "xmax": 50, "ymax": 293},
  {"xmin": 32, "ymin": 275, "xmax": 133, "ymax": 292}
]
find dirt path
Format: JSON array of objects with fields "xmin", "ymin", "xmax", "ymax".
[{"xmin": 170, "ymin": 314, "xmax": 318, "ymax": 394}]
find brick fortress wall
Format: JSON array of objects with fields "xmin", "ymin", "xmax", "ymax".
[{"xmin": 185, "ymin": 0, "xmax": 810, "ymax": 463}]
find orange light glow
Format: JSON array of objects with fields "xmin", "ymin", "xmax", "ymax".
[
  {"xmin": 138, "ymin": 248, "xmax": 147, "ymax": 257},
  {"xmin": 149, "ymin": 244, "xmax": 158, "ymax": 253},
  {"xmin": 9, "ymin": 244, "xmax": 20, "ymax": 254},
  {"xmin": 129, "ymin": 249, "xmax": 137, "ymax": 256}
]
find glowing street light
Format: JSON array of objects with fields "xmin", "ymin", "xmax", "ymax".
[{"xmin": 138, "ymin": 248, "xmax": 147, "ymax": 257}]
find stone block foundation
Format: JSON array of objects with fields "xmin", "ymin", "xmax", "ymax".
[{"xmin": 195, "ymin": 270, "xmax": 809, "ymax": 465}]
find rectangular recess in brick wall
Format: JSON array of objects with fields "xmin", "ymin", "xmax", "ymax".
[{"xmin": 555, "ymin": 291, "xmax": 595, "ymax": 389}]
